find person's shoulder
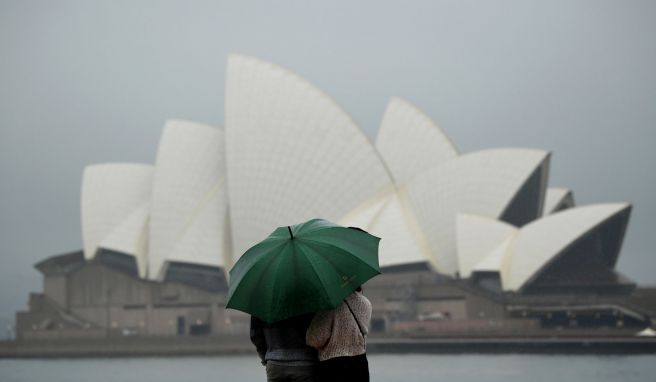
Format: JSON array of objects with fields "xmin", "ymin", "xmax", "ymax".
[
  {"xmin": 353, "ymin": 292, "xmax": 371, "ymax": 309},
  {"xmin": 352, "ymin": 291, "xmax": 368, "ymax": 301}
]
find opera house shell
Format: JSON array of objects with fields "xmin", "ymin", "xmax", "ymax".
[
  {"xmin": 77, "ymin": 53, "xmax": 633, "ymax": 294},
  {"xmin": 17, "ymin": 54, "xmax": 645, "ymax": 341}
]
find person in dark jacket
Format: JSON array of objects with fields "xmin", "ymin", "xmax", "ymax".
[{"xmin": 250, "ymin": 313, "xmax": 319, "ymax": 382}]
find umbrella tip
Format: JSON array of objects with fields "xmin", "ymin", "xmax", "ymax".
[{"xmin": 287, "ymin": 226, "xmax": 294, "ymax": 239}]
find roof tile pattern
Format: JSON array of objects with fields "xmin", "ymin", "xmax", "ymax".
[
  {"xmin": 148, "ymin": 120, "xmax": 228, "ymax": 279},
  {"xmin": 81, "ymin": 164, "xmax": 153, "ymax": 267},
  {"xmin": 376, "ymin": 97, "xmax": 458, "ymax": 184},
  {"xmin": 225, "ymin": 54, "xmax": 393, "ymax": 258},
  {"xmin": 404, "ymin": 148, "xmax": 550, "ymax": 274}
]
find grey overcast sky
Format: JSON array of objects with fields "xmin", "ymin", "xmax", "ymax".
[{"xmin": 1, "ymin": 0, "xmax": 655, "ymax": 327}]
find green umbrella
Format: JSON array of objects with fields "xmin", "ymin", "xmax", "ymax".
[{"xmin": 226, "ymin": 218, "xmax": 381, "ymax": 323}]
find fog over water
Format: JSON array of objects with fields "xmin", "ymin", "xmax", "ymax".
[
  {"xmin": 1, "ymin": 0, "xmax": 656, "ymax": 328},
  {"xmin": 1, "ymin": 355, "xmax": 656, "ymax": 382}
]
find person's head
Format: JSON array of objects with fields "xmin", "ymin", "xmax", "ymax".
[{"xmin": 355, "ymin": 286, "xmax": 362, "ymax": 293}]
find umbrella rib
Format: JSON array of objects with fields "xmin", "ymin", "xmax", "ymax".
[
  {"xmin": 265, "ymin": 244, "xmax": 289, "ymax": 320},
  {"xmin": 229, "ymin": 240, "xmax": 288, "ymax": 281},
  {"xmin": 295, "ymin": 242, "xmax": 337, "ymax": 307},
  {"xmin": 228, "ymin": 243, "xmax": 287, "ymax": 318},
  {"xmin": 299, "ymin": 238, "xmax": 380, "ymax": 275}
]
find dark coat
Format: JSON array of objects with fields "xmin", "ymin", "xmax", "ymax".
[{"xmin": 250, "ymin": 314, "xmax": 319, "ymax": 364}]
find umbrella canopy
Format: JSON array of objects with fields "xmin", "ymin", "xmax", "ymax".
[{"xmin": 226, "ymin": 218, "xmax": 381, "ymax": 322}]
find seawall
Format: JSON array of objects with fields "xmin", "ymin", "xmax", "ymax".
[{"xmin": 2, "ymin": 336, "xmax": 656, "ymax": 358}]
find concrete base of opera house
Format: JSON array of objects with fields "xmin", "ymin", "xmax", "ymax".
[{"xmin": 13, "ymin": 252, "xmax": 656, "ymax": 359}]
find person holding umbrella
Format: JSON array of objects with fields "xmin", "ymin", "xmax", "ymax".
[{"xmin": 226, "ymin": 219, "xmax": 381, "ymax": 382}]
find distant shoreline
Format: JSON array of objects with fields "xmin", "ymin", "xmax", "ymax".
[
  {"xmin": 1, "ymin": 336, "xmax": 655, "ymax": 358},
  {"xmin": 366, "ymin": 337, "xmax": 656, "ymax": 355}
]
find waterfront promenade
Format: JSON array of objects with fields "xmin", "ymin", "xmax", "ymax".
[{"xmin": 2, "ymin": 335, "xmax": 656, "ymax": 358}]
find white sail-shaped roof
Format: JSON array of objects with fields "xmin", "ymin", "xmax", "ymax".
[
  {"xmin": 340, "ymin": 190, "xmax": 431, "ymax": 268},
  {"xmin": 148, "ymin": 120, "xmax": 229, "ymax": 280},
  {"xmin": 338, "ymin": 194, "xmax": 390, "ymax": 231},
  {"xmin": 456, "ymin": 214, "xmax": 517, "ymax": 278},
  {"xmin": 376, "ymin": 97, "xmax": 458, "ymax": 184},
  {"xmin": 504, "ymin": 203, "xmax": 631, "ymax": 291},
  {"xmin": 472, "ymin": 237, "xmax": 514, "ymax": 276},
  {"xmin": 81, "ymin": 164, "xmax": 154, "ymax": 262},
  {"xmin": 405, "ymin": 148, "xmax": 550, "ymax": 274},
  {"xmin": 543, "ymin": 187, "xmax": 575, "ymax": 215},
  {"xmin": 164, "ymin": 181, "xmax": 230, "ymax": 268},
  {"xmin": 225, "ymin": 54, "xmax": 393, "ymax": 258},
  {"xmin": 99, "ymin": 202, "xmax": 150, "ymax": 278}
]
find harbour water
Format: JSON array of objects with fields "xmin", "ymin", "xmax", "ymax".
[{"xmin": 1, "ymin": 354, "xmax": 655, "ymax": 382}]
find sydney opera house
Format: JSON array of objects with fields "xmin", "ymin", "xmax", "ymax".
[{"xmin": 15, "ymin": 55, "xmax": 654, "ymax": 340}]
